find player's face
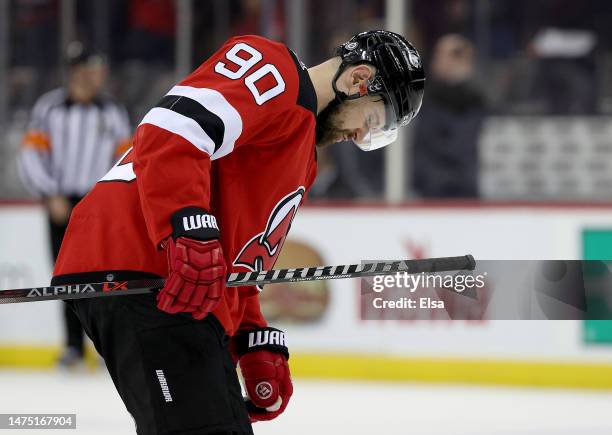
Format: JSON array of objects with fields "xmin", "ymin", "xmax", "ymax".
[{"xmin": 315, "ymin": 96, "xmax": 387, "ymax": 147}]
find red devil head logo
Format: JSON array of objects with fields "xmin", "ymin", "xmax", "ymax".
[{"xmin": 233, "ymin": 187, "xmax": 305, "ymax": 288}]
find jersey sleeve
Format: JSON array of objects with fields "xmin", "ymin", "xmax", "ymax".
[
  {"xmin": 18, "ymin": 95, "xmax": 58, "ymax": 196},
  {"xmin": 133, "ymin": 35, "xmax": 300, "ymax": 248},
  {"xmin": 238, "ymin": 289, "xmax": 268, "ymax": 332}
]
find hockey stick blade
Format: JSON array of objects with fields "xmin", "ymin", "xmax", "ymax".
[{"xmin": 0, "ymin": 255, "xmax": 475, "ymax": 304}]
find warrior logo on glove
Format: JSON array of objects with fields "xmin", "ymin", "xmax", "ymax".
[
  {"xmin": 233, "ymin": 327, "xmax": 292, "ymax": 422},
  {"xmin": 182, "ymin": 213, "xmax": 219, "ymax": 232},
  {"xmin": 156, "ymin": 206, "xmax": 227, "ymax": 320}
]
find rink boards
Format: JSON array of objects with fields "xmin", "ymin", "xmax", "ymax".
[{"xmin": 2, "ymin": 202, "xmax": 612, "ymax": 388}]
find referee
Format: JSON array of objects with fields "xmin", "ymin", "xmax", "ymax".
[{"xmin": 18, "ymin": 42, "xmax": 132, "ymax": 368}]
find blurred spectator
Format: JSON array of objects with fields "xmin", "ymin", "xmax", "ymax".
[
  {"xmin": 309, "ymin": 0, "xmax": 384, "ymax": 63},
  {"xmin": 12, "ymin": 0, "xmax": 59, "ymax": 69},
  {"xmin": 17, "ymin": 43, "xmax": 132, "ymax": 368},
  {"xmin": 529, "ymin": 29, "xmax": 596, "ymax": 114},
  {"xmin": 309, "ymin": 145, "xmax": 379, "ymax": 199},
  {"xmin": 526, "ymin": 0, "xmax": 599, "ymax": 114},
  {"xmin": 9, "ymin": 0, "xmax": 60, "ymax": 109},
  {"xmin": 487, "ymin": 1, "xmax": 526, "ymax": 59},
  {"xmin": 413, "ymin": 0, "xmax": 475, "ymax": 55},
  {"xmin": 123, "ymin": 0, "xmax": 175, "ymax": 64},
  {"xmin": 412, "ymin": 34, "xmax": 485, "ymax": 198}
]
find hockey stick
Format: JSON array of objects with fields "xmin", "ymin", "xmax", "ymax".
[{"xmin": 0, "ymin": 255, "xmax": 475, "ymax": 304}]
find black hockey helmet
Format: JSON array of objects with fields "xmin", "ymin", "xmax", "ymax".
[{"xmin": 332, "ymin": 30, "xmax": 425, "ymax": 150}]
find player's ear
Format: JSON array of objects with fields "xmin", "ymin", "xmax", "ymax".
[{"xmin": 341, "ymin": 64, "xmax": 375, "ymax": 96}]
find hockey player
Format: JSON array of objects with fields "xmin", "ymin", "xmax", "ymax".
[{"xmin": 51, "ymin": 30, "xmax": 424, "ymax": 434}]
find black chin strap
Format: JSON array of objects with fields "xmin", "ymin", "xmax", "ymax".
[{"xmin": 331, "ymin": 65, "xmax": 348, "ymax": 104}]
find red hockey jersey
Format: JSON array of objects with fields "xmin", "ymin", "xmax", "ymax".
[{"xmin": 52, "ymin": 35, "xmax": 318, "ymax": 336}]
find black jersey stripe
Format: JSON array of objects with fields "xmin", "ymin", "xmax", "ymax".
[
  {"xmin": 156, "ymin": 95, "xmax": 225, "ymax": 153},
  {"xmin": 287, "ymin": 48, "xmax": 317, "ymax": 117}
]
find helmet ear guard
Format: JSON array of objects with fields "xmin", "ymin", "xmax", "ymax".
[{"xmin": 331, "ymin": 30, "xmax": 426, "ymax": 150}]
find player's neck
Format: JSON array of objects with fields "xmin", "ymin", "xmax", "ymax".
[{"xmin": 307, "ymin": 57, "xmax": 342, "ymax": 114}]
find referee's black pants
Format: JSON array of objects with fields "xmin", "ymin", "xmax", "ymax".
[{"xmin": 48, "ymin": 195, "xmax": 84, "ymax": 356}]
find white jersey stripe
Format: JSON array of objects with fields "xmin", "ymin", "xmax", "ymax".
[
  {"xmin": 164, "ymin": 85, "xmax": 243, "ymax": 160},
  {"xmin": 62, "ymin": 107, "xmax": 82, "ymax": 193},
  {"xmin": 139, "ymin": 107, "xmax": 217, "ymax": 156},
  {"xmin": 49, "ymin": 107, "xmax": 65, "ymax": 180},
  {"xmin": 79, "ymin": 107, "xmax": 100, "ymax": 194},
  {"xmin": 99, "ymin": 148, "xmax": 136, "ymax": 182}
]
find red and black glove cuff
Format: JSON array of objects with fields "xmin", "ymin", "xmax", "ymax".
[
  {"xmin": 171, "ymin": 206, "xmax": 220, "ymax": 242},
  {"xmin": 233, "ymin": 327, "xmax": 289, "ymax": 361}
]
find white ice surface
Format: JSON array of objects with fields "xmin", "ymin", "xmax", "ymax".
[{"xmin": 0, "ymin": 370, "xmax": 611, "ymax": 434}]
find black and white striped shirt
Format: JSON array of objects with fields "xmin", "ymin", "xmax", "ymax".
[{"xmin": 18, "ymin": 88, "xmax": 132, "ymax": 197}]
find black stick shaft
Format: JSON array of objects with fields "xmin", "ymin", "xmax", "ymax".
[{"xmin": 0, "ymin": 255, "xmax": 475, "ymax": 304}]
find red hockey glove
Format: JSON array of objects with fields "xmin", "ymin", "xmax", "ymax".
[
  {"xmin": 233, "ymin": 328, "xmax": 293, "ymax": 422},
  {"xmin": 156, "ymin": 207, "xmax": 226, "ymax": 320}
]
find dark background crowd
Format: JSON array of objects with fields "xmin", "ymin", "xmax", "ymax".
[{"xmin": 2, "ymin": 0, "xmax": 612, "ymax": 201}]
